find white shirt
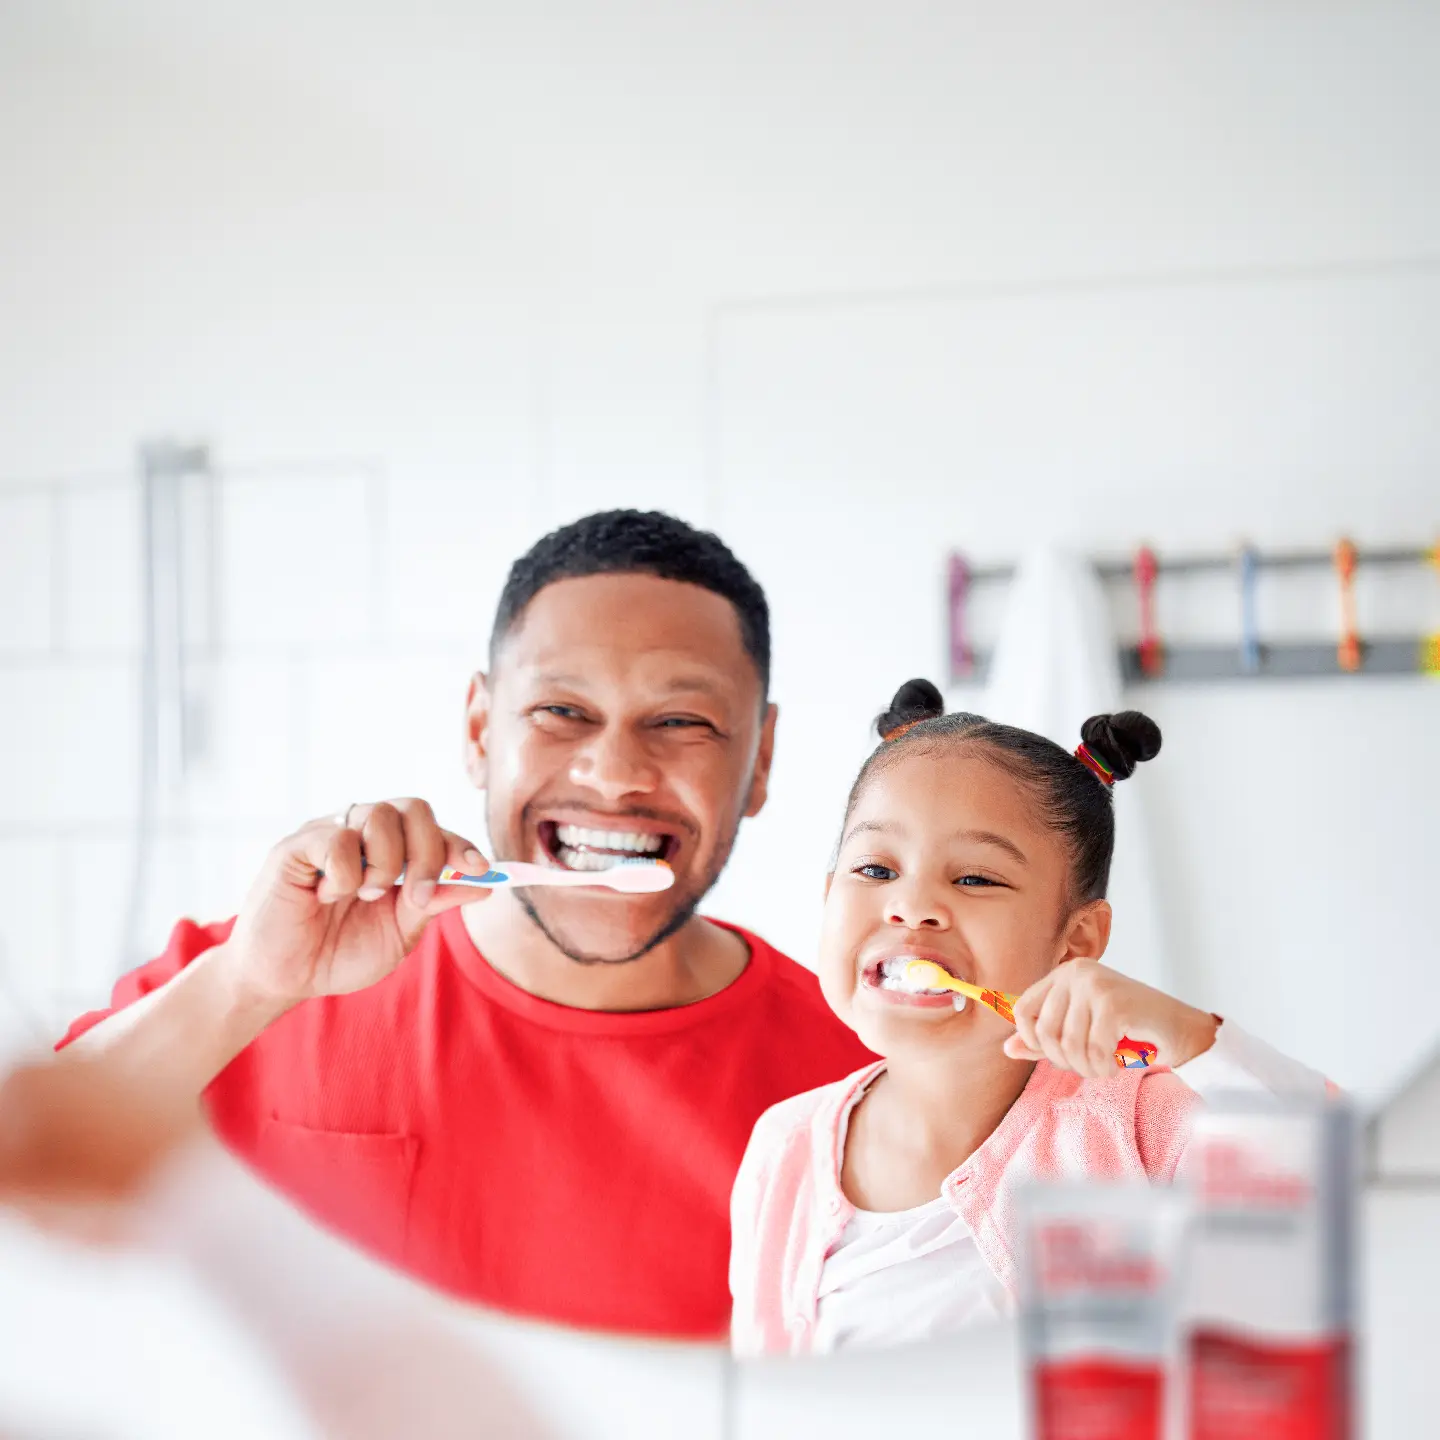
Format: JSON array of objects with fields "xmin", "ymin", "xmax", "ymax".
[{"xmin": 812, "ymin": 1020, "xmax": 1328, "ymax": 1353}]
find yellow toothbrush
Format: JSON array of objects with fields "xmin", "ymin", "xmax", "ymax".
[
  {"xmin": 900, "ymin": 960, "xmax": 1157, "ymax": 1069},
  {"xmin": 901, "ymin": 960, "xmax": 1019, "ymax": 1023}
]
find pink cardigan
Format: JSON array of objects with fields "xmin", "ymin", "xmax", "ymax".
[{"xmin": 729, "ymin": 1058, "xmax": 1200, "ymax": 1356}]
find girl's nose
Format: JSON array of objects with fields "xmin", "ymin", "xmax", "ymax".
[{"xmin": 885, "ymin": 884, "xmax": 951, "ymax": 931}]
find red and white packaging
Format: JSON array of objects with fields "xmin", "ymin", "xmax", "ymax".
[
  {"xmin": 1182, "ymin": 1094, "xmax": 1357, "ymax": 1440},
  {"xmin": 1018, "ymin": 1184, "xmax": 1187, "ymax": 1440}
]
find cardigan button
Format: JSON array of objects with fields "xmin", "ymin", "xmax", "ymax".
[{"xmin": 827, "ymin": 1196, "xmax": 843, "ymax": 1215}]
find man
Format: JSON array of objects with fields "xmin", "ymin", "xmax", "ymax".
[{"xmin": 62, "ymin": 510, "xmax": 872, "ymax": 1340}]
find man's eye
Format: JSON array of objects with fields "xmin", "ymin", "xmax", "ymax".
[
  {"xmin": 537, "ymin": 704, "xmax": 585, "ymax": 720},
  {"xmin": 854, "ymin": 863, "xmax": 897, "ymax": 881}
]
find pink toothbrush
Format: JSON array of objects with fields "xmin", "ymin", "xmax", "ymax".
[{"xmin": 419, "ymin": 857, "xmax": 674, "ymax": 894}]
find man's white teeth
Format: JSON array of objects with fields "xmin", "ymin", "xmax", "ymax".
[
  {"xmin": 554, "ymin": 846, "xmax": 615, "ymax": 872},
  {"xmin": 555, "ymin": 824, "xmax": 663, "ymax": 855}
]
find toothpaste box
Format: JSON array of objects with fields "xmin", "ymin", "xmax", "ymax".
[
  {"xmin": 1017, "ymin": 1184, "xmax": 1188, "ymax": 1440},
  {"xmin": 1182, "ymin": 1094, "xmax": 1357, "ymax": 1440}
]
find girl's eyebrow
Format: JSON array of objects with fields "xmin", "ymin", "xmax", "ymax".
[
  {"xmin": 958, "ymin": 828, "xmax": 1029, "ymax": 866},
  {"xmin": 841, "ymin": 819, "xmax": 1028, "ymax": 866}
]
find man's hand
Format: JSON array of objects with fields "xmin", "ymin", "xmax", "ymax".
[
  {"xmin": 221, "ymin": 799, "xmax": 489, "ymax": 1007},
  {"xmin": 1003, "ymin": 959, "xmax": 1218, "ymax": 1078}
]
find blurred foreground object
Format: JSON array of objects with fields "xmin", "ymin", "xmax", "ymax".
[
  {"xmin": 0, "ymin": 1054, "xmax": 571, "ymax": 1438},
  {"xmin": 0, "ymin": 1053, "xmax": 199, "ymax": 1230}
]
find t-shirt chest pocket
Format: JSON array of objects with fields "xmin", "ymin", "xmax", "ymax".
[{"xmin": 253, "ymin": 1119, "xmax": 419, "ymax": 1262}]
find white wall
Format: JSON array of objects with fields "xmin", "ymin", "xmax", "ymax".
[{"xmin": 1, "ymin": 2, "xmax": 1436, "ymax": 1105}]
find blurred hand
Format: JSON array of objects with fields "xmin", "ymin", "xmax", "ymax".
[
  {"xmin": 222, "ymin": 799, "xmax": 489, "ymax": 1007},
  {"xmin": 1003, "ymin": 958, "xmax": 1218, "ymax": 1078},
  {"xmin": 0, "ymin": 1053, "xmax": 199, "ymax": 1238}
]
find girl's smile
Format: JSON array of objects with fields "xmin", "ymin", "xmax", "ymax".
[{"xmin": 857, "ymin": 947, "xmax": 975, "ymax": 1011}]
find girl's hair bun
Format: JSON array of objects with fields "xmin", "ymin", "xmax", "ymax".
[
  {"xmin": 876, "ymin": 678, "xmax": 945, "ymax": 740},
  {"xmin": 1079, "ymin": 711, "xmax": 1162, "ymax": 781}
]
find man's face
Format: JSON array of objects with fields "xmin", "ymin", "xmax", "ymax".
[{"xmin": 466, "ymin": 573, "xmax": 776, "ymax": 964}]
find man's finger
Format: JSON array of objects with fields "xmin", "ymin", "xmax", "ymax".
[
  {"xmin": 411, "ymin": 832, "xmax": 493, "ymax": 914},
  {"xmin": 357, "ymin": 803, "xmax": 406, "ymax": 898},
  {"xmin": 316, "ymin": 826, "xmax": 364, "ymax": 904},
  {"xmin": 396, "ymin": 802, "xmax": 446, "ymax": 909}
]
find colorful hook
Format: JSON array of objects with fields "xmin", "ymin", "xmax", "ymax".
[
  {"xmin": 948, "ymin": 553, "xmax": 973, "ymax": 681},
  {"xmin": 1422, "ymin": 540, "xmax": 1440, "ymax": 678},
  {"xmin": 1135, "ymin": 546, "xmax": 1163, "ymax": 677},
  {"xmin": 1334, "ymin": 539, "xmax": 1360, "ymax": 673},
  {"xmin": 1238, "ymin": 545, "xmax": 1261, "ymax": 674}
]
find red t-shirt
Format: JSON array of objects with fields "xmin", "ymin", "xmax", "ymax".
[{"xmin": 60, "ymin": 911, "xmax": 872, "ymax": 1340}]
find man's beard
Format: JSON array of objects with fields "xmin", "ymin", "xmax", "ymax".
[{"xmin": 493, "ymin": 804, "xmax": 745, "ymax": 966}]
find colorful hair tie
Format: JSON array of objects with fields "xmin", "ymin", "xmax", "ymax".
[
  {"xmin": 1075, "ymin": 743, "xmax": 1115, "ymax": 785},
  {"xmin": 884, "ymin": 718, "xmax": 924, "ymax": 742}
]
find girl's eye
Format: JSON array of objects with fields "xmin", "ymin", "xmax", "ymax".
[
  {"xmin": 854, "ymin": 863, "xmax": 897, "ymax": 881},
  {"xmin": 956, "ymin": 874, "xmax": 1000, "ymax": 888}
]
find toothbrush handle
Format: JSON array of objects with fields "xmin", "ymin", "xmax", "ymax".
[
  {"xmin": 433, "ymin": 867, "xmax": 516, "ymax": 888},
  {"xmin": 429, "ymin": 863, "xmax": 591, "ymax": 889},
  {"xmin": 387, "ymin": 865, "xmax": 527, "ymax": 889}
]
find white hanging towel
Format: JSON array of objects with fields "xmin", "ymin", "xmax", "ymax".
[{"xmin": 974, "ymin": 547, "xmax": 1170, "ymax": 992}]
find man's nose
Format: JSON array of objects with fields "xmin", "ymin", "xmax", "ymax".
[{"xmin": 568, "ymin": 724, "xmax": 660, "ymax": 802}]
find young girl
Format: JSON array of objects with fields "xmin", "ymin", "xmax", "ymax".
[{"xmin": 730, "ymin": 679, "xmax": 1328, "ymax": 1356}]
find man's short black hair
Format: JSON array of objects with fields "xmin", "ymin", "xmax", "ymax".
[{"xmin": 489, "ymin": 509, "xmax": 771, "ymax": 694}]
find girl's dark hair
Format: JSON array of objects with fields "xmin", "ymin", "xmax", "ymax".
[{"xmin": 847, "ymin": 678, "xmax": 1162, "ymax": 905}]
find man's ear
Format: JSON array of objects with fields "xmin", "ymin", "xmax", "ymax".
[
  {"xmin": 1058, "ymin": 899, "xmax": 1113, "ymax": 964},
  {"xmin": 743, "ymin": 703, "xmax": 779, "ymax": 819},
  {"xmin": 463, "ymin": 672, "xmax": 491, "ymax": 792}
]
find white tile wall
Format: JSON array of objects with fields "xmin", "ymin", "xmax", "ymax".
[
  {"xmin": 0, "ymin": 462, "xmax": 523, "ymax": 1021},
  {"xmin": 0, "ymin": 661, "xmax": 139, "ymax": 825},
  {"xmin": 0, "ymin": 490, "xmax": 54, "ymax": 652},
  {"xmin": 295, "ymin": 652, "xmax": 488, "ymax": 839},
  {"xmin": 220, "ymin": 470, "xmax": 377, "ymax": 649},
  {"xmin": 57, "ymin": 480, "xmax": 142, "ymax": 654},
  {"xmin": 57, "ymin": 834, "xmax": 147, "ymax": 1002},
  {"xmin": 169, "ymin": 657, "xmax": 301, "ymax": 825},
  {"xmin": 379, "ymin": 463, "xmax": 543, "ymax": 649},
  {"xmin": 0, "ymin": 836, "xmax": 64, "ymax": 1039}
]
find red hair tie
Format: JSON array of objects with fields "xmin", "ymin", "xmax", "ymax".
[
  {"xmin": 1075, "ymin": 743, "xmax": 1115, "ymax": 785},
  {"xmin": 883, "ymin": 719, "xmax": 924, "ymax": 742}
]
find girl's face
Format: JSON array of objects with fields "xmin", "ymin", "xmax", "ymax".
[{"xmin": 820, "ymin": 745, "xmax": 1098, "ymax": 1058}]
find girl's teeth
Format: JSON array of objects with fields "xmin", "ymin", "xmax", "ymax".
[{"xmin": 952, "ymin": 994, "xmax": 967, "ymax": 1012}]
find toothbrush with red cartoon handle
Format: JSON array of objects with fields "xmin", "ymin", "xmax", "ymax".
[{"xmin": 898, "ymin": 960, "xmax": 1159, "ymax": 1070}]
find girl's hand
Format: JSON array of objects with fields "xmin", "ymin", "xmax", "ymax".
[{"xmin": 1002, "ymin": 959, "xmax": 1218, "ymax": 1079}]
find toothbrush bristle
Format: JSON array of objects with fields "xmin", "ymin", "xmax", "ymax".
[{"xmin": 602, "ymin": 857, "xmax": 674, "ymax": 892}]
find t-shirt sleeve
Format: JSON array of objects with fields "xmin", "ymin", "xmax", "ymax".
[
  {"xmin": 56, "ymin": 916, "xmax": 237, "ymax": 1050},
  {"xmin": 1171, "ymin": 1017, "xmax": 1334, "ymax": 1100}
]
